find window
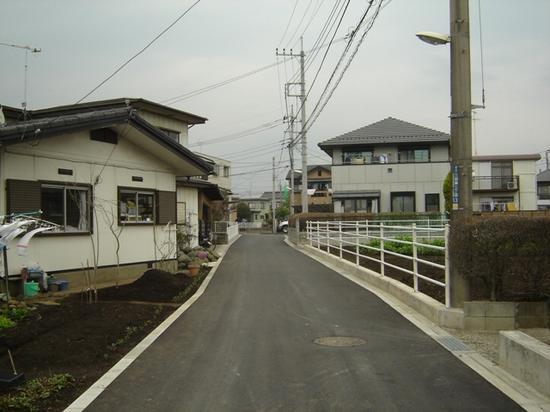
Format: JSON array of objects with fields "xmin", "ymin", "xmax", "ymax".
[
  {"xmin": 119, "ymin": 189, "xmax": 155, "ymax": 223},
  {"xmin": 391, "ymin": 192, "xmax": 416, "ymax": 212},
  {"xmin": 343, "ymin": 198, "xmax": 378, "ymax": 213},
  {"xmin": 223, "ymin": 166, "xmax": 230, "ymax": 177},
  {"xmin": 342, "ymin": 149, "xmax": 373, "ymax": 165},
  {"xmin": 41, "ymin": 184, "xmax": 91, "ymax": 232},
  {"xmin": 539, "ymin": 184, "xmax": 550, "ymax": 199},
  {"xmin": 160, "ymin": 128, "xmax": 180, "ymax": 142},
  {"xmin": 317, "ymin": 169, "xmax": 322, "ymax": 177},
  {"xmin": 398, "ymin": 146, "xmax": 430, "ymax": 163},
  {"xmin": 425, "ymin": 193, "xmax": 440, "ymax": 212},
  {"xmin": 177, "ymin": 201, "xmax": 186, "ymax": 224},
  {"xmin": 491, "ymin": 161, "xmax": 513, "ymax": 190}
]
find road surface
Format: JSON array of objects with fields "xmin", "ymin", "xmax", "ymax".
[{"xmin": 86, "ymin": 234, "xmax": 520, "ymax": 411}]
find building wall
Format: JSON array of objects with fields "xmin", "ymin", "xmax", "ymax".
[
  {"xmin": 514, "ymin": 160, "xmax": 538, "ymax": 210},
  {"xmin": 1, "ymin": 130, "xmax": 178, "ymax": 276},
  {"xmin": 139, "ymin": 111, "xmax": 189, "ymax": 146},
  {"xmin": 332, "ymin": 162, "xmax": 450, "ymax": 212},
  {"xmin": 176, "ymin": 186, "xmax": 199, "ymax": 247}
]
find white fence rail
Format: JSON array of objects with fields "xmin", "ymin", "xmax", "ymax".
[{"xmin": 306, "ymin": 220, "xmax": 450, "ymax": 307}]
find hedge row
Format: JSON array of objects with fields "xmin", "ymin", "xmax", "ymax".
[{"xmin": 450, "ymin": 215, "xmax": 550, "ymax": 301}]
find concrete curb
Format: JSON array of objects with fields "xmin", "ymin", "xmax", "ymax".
[
  {"xmin": 499, "ymin": 331, "xmax": 550, "ymax": 398},
  {"xmin": 65, "ymin": 235, "xmax": 242, "ymax": 412},
  {"xmin": 285, "ymin": 237, "xmax": 550, "ymax": 411}
]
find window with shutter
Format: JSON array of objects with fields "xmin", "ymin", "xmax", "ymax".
[
  {"xmin": 156, "ymin": 191, "xmax": 176, "ymax": 225},
  {"xmin": 6, "ymin": 179, "xmax": 41, "ymax": 214}
]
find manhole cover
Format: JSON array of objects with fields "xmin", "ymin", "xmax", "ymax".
[{"xmin": 314, "ymin": 337, "xmax": 366, "ymax": 347}]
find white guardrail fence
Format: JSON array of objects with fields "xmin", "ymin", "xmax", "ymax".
[{"xmin": 305, "ymin": 220, "xmax": 451, "ymax": 307}]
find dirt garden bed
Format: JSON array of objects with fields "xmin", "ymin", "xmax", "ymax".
[{"xmin": 0, "ymin": 267, "xmax": 210, "ymax": 411}]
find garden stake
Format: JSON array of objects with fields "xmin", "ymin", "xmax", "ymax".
[{"xmin": 7, "ymin": 349, "xmax": 17, "ymax": 375}]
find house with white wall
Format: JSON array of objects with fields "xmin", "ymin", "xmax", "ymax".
[
  {"xmin": 319, "ymin": 117, "xmax": 539, "ymax": 214},
  {"xmin": 536, "ymin": 169, "xmax": 550, "ymax": 210},
  {"xmin": 0, "ymin": 98, "xmax": 212, "ymax": 288}
]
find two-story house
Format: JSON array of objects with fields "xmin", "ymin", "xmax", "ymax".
[
  {"xmin": 319, "ymin": 117, "xmax": 450, "ymax": 213},
  {"xmin": 319, "ymin": 117, "xmax": 540, "ymax": 214},
  {"xmin": 286, "ymin": 165, "xmax": 332, "ymax": 212}
]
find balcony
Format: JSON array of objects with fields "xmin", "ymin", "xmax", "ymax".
[{"xmin": 472, "ymin": 176, "xmax": 519, "ymax": 192}]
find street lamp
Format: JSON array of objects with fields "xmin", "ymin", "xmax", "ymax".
[{"xmin": 416, "ymin": 0, "xmax": 473, "ymax": 217}]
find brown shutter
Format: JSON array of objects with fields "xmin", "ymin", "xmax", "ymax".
[
  {"xmin": 156, "ymin": 191, "xmax": 176, "ymax": 224},
  {"xmin": 6, "ymin": 179, "xmax": 41, "ymax": 214}
]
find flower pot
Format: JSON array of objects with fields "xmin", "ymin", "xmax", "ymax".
[{"xmin": 188, "ymin": 265, "xmax": 200, "ymax": 277}]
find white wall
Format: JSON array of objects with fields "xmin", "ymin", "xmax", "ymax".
[
  {"xmin": 514, "ymin": 159, "xmax": 538, "ymax": 210},
  {"xmin": 1, "ymin": 129, "xmax": 177, "ymax": 275},
  {"xmin": 139, "ymin": 111, "xmax": 189, "ymax": 146}
]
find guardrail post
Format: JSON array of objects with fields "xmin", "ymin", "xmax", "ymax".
[
  {"xmin": 307, "ymin": 221, "xmax": 311, "ymax": 247},
  {"xmin": 412, "ymin": 223, "xmax": 418, "ymax": 293},
  {"xmin": 444, "ymin": 224, "xmax": 450, "ymax": 308},
  {"xmin": 316, "ymin": 221, "xmax": 320, "ymax": 249},
  {"xmin": 380, "ymin": 223, "xmax": 385, "ymax": 276},
  {"xmin": 338, "ymin": 221, "xmax": 343, "ymax": 259},
  {"xmin": 355, "ymin": 221, "xmax": 360, "ymax": 266},
  {"xmin": 366, "ymin": 219, "xmax": 369, "ymax": 240}
]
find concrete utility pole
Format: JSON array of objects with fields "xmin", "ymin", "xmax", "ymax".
[
  {"xmin": 450, "ymin": 0, "xmax": 473, "ymax": 216},
  {"xmin": 276, "ymin": 37, "xmax": 308, "ymax": 214},
  {"xmin": 299, "ymin": 37, "xmax": 308, "ymax": 214},
  {"xmin": 289, "ymin": 105, "xmax": 295, "ymax": 215},
  {"xmin": 272, "ymin": 156, "xmax": 277, "ymax": 234}
]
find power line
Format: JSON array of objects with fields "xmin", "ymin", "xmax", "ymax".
[
  {"xmin": 230, "ymin": 165, "xmax": 288, "ymax": 177},
  {"xmin": 76, "ymin": 0, "xmax": 203, "ymax": 104},
  {"xmin": 278, "ymin": 0, "xmax": 300, "ymax": 47},
  {"xmin": 189, "ymin": 119, "xmax": 283, "ymax": 147}
]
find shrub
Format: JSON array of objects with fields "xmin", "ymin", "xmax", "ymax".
[
  {"xmin": 450, "ymin": 215, "xmax": 550, "ymax": 301},
  {"xmin": 0, "ymin": 373, "xmax": 74, "ymax": 411},
  {"xmin": 289, "ymin": 212, "xmax": 443, "ymax": 230},
  {"xmin": 0, "ymin": 315, "xmax": 16, "ymax": 329}
]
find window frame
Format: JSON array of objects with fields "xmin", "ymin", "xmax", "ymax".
[
  {"xmin": 342, "ymin": 148, "xmax": 374, "ymax": 165},
  {"xmin": 398, "ymin": 146, "xmax": 430, "ymax": 163},
  {"xmin": 391, "ymin": 191, "xmax": 416, "ymax": 212},
  {"xmin": 425, "ymin": 193, "xmax": 440, "ymax": 212},
  {"xmin": 118, "ymin": 187, "xmax": 156, "ymax": 225},
  {"xmin": 40, "ymin": 181, "xmax": 92, "ymax": 234},
  {"xmin": 159, "ymin": 128, "xmax": 181, "ymax": 142}
]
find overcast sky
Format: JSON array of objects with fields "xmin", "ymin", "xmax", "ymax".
[{"xmin": 1, "ymin": 0, "xmax": 549, "ymax": 196}]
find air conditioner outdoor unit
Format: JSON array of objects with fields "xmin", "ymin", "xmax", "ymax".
[{"xmin": 506, "ymin": 181, "xmax": 516, "ymax": 190}]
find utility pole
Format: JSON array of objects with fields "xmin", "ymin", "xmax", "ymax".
[
  {"xmin": 276, "ymin": 37, "xmax": 308, "ymax": 214},
  {"xmin": 289, "ymin": 105, "xmax": 295, "ymax": 215},
  {"xmin": 299, "ymin": 37, "xmax": 308, "ymax": 214},
  {"xmin": 272, "ymin": 156, "xmax": 276, "ymax": 234},
  {"xmin": 450, "ymin": 0, "xmax": 473, "ymax": 216}
]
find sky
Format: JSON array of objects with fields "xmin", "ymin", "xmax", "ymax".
[{"xmin": 1, "ymin": 0, "xmax": 549, "ymax": 196}]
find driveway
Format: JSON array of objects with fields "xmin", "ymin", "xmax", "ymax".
[{"xmin": 86, "ymin": 234, "xmax": 520, "ymax": 411}]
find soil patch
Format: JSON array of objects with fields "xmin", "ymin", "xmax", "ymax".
[{"xmin": 0, "ymin": 267, "xmax": 209, "ymax": 411}]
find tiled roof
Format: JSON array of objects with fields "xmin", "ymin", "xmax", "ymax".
[{"xmin": 319, "ymin": 117, "xmax": 449, "ymax": 148}]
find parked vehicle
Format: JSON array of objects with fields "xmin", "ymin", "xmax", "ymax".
[{"xmin": 278, "ymin": 220, "xmax": 289, "ymax": 233}]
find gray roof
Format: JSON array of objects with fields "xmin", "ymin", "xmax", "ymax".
[
  {"xmin": 0, "ymin": 107, "xmax": 212, "ymax": 175},
  {"xmin": 538, "ymin": 169, "xmax": 550, "ymax": 182},
  {"xmin": 318, "ymin": 117, "xmax": 450, "ymax": 153}
]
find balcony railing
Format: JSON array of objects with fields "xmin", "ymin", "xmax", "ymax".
[{"xmin": 472, "ymin": 175, "xmax": 519, "ymax": 191}]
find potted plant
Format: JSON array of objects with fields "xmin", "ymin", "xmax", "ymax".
[{"xmin": 187, "ymin": 261, "xmax": 202, "ymax": 277}]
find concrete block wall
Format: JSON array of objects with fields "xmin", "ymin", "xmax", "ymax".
[{"xmin": 499, "ymin": 331, "xmax": 550, "ymax": 397}]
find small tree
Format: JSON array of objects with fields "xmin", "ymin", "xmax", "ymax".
[
  {"xmin": 236, "ymin": 202, "xmax": 251, "ymax": 221},
  {"xmin": 276, "ymin": 197, "xmax": 290, "ymax": 220},
  {"xmin": 443, "ymin": 171, "xmax": 452, "ymax": 214}
]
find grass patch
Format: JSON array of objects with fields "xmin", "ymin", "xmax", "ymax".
[
  {"xmin": 172, "ymin": 267, "xmax": 210, "ymax": 303},
  {"xmin": 363, "ymin": 236, "xmax": 445, "ymax": 256}
]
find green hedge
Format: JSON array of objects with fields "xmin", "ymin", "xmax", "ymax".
[{"xmin": 450, "ymin": 215, "xmax": 550, "ymax": 301}]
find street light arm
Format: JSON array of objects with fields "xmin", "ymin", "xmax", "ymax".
[{"xmin": 415, "ymin": 32, "xmax": 450, "ymax": 45}]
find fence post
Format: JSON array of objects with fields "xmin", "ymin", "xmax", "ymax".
[
  {"xmin": 326, "ymin": 221, "xmax": 331, "ymax": 254},
  {"xmin": 380, "ymin": 223, "xmax": 385, "ymax": 276},
  {"xmin": 444, "ymin": 224, "xmax": 450, "ymax": 308},
  {"xmin": 355, "ymin": 221, "xmax": 360, "ymax": 266},
  {"xmin": 308, "ymin": 221, "xmax": 312, "ymax": 247},
  {"xmin": 412, "ymin": 223, "xmax": 418, "ymax": 293},
  {"xmin": 366, "ymin": 219, "xmax": 369, "ymax": 240},
  {"xmin": 339, "ymin": 221, "xmax": 343, "ymax": 259},
  {"xmin": 316, "ymin": 221, "xmax": 320, "ymax": 249}
]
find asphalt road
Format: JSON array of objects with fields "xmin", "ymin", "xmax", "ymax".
[{"xmin": 86, "ymin": 234, "xmax": 520, "ymax": 412}]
